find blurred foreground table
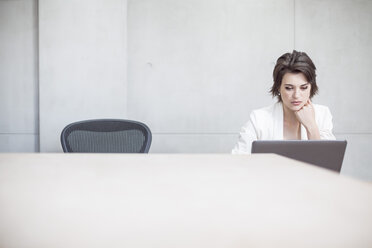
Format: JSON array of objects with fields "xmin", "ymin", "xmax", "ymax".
[{"xmin": 0, "ymin": 153, "xmax": 372, "ymax": 248}]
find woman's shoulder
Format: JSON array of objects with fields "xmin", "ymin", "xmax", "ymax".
[
  {"xmin": 250, "ymin": 103, "xmax": 279, "ymax": 121},
  {"xmin": 252, "ymin": 102, "xmax": 279, "ymax": 115},
  {"xmin": 312, "ymin": 103, "xmax": 332, "ymax": 115}
]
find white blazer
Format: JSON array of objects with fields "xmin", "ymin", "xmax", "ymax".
[{"xmin": 232, "ymin": 102, "xmax": 336, "ymax": 154}]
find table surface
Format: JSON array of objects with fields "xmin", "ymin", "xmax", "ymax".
[{"xmin": 0, "ymin": 153, "xmax": 371, "ymax": 248}]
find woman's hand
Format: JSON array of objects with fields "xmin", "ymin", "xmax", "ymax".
[
  {"xmin": 294, "ymin": 100, "xmax": 315, "ymax": 128},
  {"xmin": 295, "ymin": 100, "xmax": 320, "ymax": 139}
]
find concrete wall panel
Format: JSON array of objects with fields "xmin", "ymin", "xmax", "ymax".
[
  {"xmin": 0, "ymin": 134, "xmax": 38, "ymax": 152},
  {"xmin": 128, "ymin": 0, "xmax": 294, "ymax": 133},
  {"xmin": 150, "ymin": 133, "xmax": 238, "ymax": 153},
  {"xmin": 39, "ymin": 0, "xmax": 128, "ymax": 152},
  {"xmin": 295, "ymin": 0, "xmax": 372, "ymax": 133},
  {"xmin": 0, "ymin": 0, "xmax": 38, "ymax": 149},
  {"xmin": 336, "ymin": 134, "xmax": 372, "ymax": 181}
]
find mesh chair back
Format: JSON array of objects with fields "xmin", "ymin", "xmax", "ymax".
[{"xmin": 61, "ymin": 119, "xmax": 152, "ymax": 153}]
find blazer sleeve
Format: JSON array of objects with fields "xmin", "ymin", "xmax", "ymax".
[
  {"xmin": 319, "ymin": 106, "xmax": 336, "ymax": 140},
  {"xmin": 232, "ymin": 112, "xmax": 258, "ymax": 154}
]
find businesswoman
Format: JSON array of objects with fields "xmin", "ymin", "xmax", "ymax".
[{"xmin": 232, "ymin": 50, "xmax": 336, "ymax": 154}]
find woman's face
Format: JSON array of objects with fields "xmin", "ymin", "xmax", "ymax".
[{"xmin": 279, "ymin": 72, "xmax": 311, "ymax": 112}]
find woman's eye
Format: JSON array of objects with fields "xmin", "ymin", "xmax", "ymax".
[
  {"xmin": 301, "ymin": 86, "xmax": 308, "ymax": 90},
  {"xmin": 285, "ymin": 87, "xmax": 292, "ymax": 90}
]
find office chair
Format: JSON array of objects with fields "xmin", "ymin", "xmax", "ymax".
[{"xmin": 61, "ymin": 119, "xmax": 152, "ymax": 153}]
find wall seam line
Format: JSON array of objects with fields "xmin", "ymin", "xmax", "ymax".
[
  {"xmin": 293, "ymin": 0, "xmax": 296, "ymax": 49},
  {"xmin": 36, "ymin": 0, "xmax": 40, "ymax": 152}
]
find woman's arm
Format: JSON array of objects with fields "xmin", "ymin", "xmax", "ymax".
[
  {"xmin": 294, "ymin": 100, "xmax": 321, "ymax": 140},
  {"xmin": 319, "ymin": 106, "xmax": 336, "ymax": 140},
  {"xmin": 295, "ymin": 101, "xmax": 336, "ymax": 140},
  {"xmin": 232, "ymin": 113, "xmax": 258, "ymax": 154}
]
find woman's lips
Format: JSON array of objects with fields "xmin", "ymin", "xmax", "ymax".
[{"xmin": 291, "ymin": 101, "xmax": 302, "ymax": 106}]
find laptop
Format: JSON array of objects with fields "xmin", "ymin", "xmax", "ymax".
[{"xmin": 251, "ymin": 140, "xmax": 347, "ymax": 172}]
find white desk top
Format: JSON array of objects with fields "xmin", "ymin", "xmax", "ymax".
[{"xmin": 0, "ymin": 153, "xmax": 371, "ymax": 248}]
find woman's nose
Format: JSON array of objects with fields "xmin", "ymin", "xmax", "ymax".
[{"xmin": 293, "ymin": 89, "xmax": 300, "ymax": 98}]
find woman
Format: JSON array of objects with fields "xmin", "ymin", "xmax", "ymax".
[{"xmin": 232, "ymin": 50, "xmax": 336, "ymax": 154}]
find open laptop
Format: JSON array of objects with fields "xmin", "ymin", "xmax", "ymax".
[{"xmin": 251, "ymin": 140, "xmax": 347, "ymax": 172}]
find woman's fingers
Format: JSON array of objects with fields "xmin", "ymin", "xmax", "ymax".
[{"xmin": 304, "ymin": 99, "xmax": 313, "ymax": 107}]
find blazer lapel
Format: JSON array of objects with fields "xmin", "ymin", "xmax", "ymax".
[
  {"xmin": 273, "ymin": 102, "xmax": 283, "ymax": 140},
  {"xmin": 300, "ymin": 124, "xmax": 308, "ymax": 140}
]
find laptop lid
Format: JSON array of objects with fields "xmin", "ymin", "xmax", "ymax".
[{"xmin": 251, "ymin": 140, "xmax": 347, "ymax": 172}]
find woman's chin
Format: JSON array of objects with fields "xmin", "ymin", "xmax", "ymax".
[
  {"xmin": 287, "ymin": 104, "xmax": 302, "ymax": 112},
  {"xmin": 283, "ymin": 102, "xmax": 304, "ymax": 112},
  {"xmin": 292, "ymin": 105, "xmax": 302, "ymax": 111}
]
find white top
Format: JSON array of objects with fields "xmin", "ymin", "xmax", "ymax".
[{"xmin": 232, "ymin": 102, "xmax": 336, "ymax": 154}]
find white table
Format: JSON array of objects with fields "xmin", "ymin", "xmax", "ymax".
[{"xmin": 0, "ymin": 153, "xmax": 371, "ymax": 248}]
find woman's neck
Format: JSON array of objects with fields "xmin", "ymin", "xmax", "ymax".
[{"xmin": 282, "ymin": 103, "xmax": 301, "ymax": 140}]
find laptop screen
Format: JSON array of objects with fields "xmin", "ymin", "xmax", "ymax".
[{"xmin": 251, "ymin": 140, "xmax": 347, "ymax": 172}]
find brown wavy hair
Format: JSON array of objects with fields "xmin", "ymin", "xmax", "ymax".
[{"xmin": 270, "ymin": 50, "xmax": 318, "ymax": 102}]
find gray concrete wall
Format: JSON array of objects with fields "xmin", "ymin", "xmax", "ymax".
[
  {"xmin": 39, "ymin": 0, "xmax": 128, "ymax": 152},
  {"xmin": 127, "ymin": 0, "xmax": 372, "ymax": 180},
  {"xmin": 294, "ymin": 0, "xmax": 372, "ymax": 180},
  {"xmin": 0, "ymin": 0, "xmax": 39, "ymax": 152},
  {"xmin": 1, "ymin": 0, "xmax": 371, "ymax": 180},
  {"xmin": 128, "ymin": 0, "xmax": 294, "ymax": 152}
]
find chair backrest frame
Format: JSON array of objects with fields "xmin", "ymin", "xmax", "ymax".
[{"xmin": 61, "ymin": 119, "xmax": 152, "ymax": 153}]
